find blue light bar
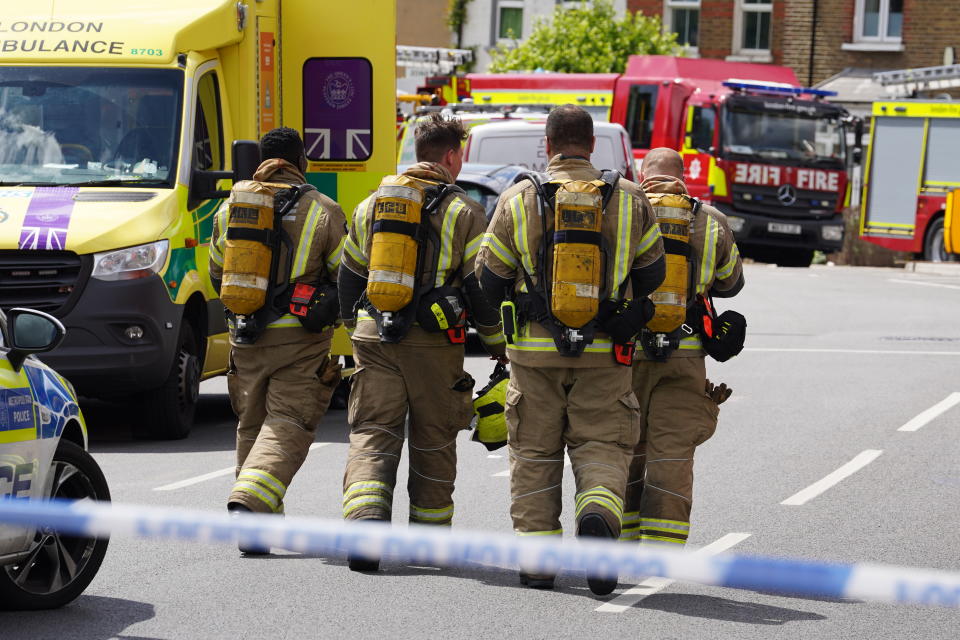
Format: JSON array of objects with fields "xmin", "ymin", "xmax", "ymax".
[{"xmin": 722, "ymin": 81, "xmax": 837, "ymax": 97}]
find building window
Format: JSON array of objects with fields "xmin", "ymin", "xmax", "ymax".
[
  {"xmin": 728, "ymin": 0, "xmax": 771, "ymax": 61},
  {"xmin": 664, "ymin": 0, "xmax": 700, "ymax": 49},
  {"xmin": 497, "ymin": 1, "xmax": 524, "ymax": 40},
  {"xmin": 856, "ymin": 0, "xmax": 903, "ymax": 42},
  {"xmin": 740, "ymin": 0, "xmax": 771, "ymax": 51}
]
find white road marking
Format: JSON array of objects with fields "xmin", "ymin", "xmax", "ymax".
[
  {"xmin": 595, "ymin": 532, "xmax": 752, "ymax": 613},
  {"xmin": 492, "ymin": 453, "xmax": 570, "ymax": 477},
  {"xmin": 888, "ymin": 278, "xmax": 960, "ymax": 291},
  {"xmin": 745, "ymin": 347, "xmax": 960, "ymax": 356},
  {"xmin": 898, "ymin": 392, "xmax": 960, "ymax": 432},
  {"xmin": 153, "ymin": 442, "xmax": 330, "ymax": 491},
  {"xmin": 487, "ymin": 454, "xmax": 503, "ymax": 459},
  {"xmin": 781, "ymin": 450, "xmax": 883, "ymax": 506}
]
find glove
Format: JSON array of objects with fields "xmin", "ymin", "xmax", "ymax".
[
  {"xmin": 705, "ymin": 379, "xmax": 732, "ymax": 405},
  {"xmin": 600, "ymin": 297, "xmax": 655, "ymax": 344}
]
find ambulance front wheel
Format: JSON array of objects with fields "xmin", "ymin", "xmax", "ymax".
[{"xmin": 138, "ymin": 322, "xmax": 201, "ymax": 440}]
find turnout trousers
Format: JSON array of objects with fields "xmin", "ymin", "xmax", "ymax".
[
  {"xmin": 623, "ymin": 357, "xmax": 719, "ymax": 544},
  {"xmin": 342, "ymin": 340, "xmax": 475, "ymax": 526},
  {"xmin": 505, "ymin": 362, "xmax": 641, "ymax": 539},
  {"xmin": 227, "ymin": 337, "xmax": 341, "ymax": 513}
]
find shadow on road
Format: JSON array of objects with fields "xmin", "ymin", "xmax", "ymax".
[
  {"xmin": 0, "ymin": 595, "xmax": 157, "ymax": 640},
  {"xmin": 86, "ymin": 392, "xmax": 351, "ymax": 454},
  {"xmin": 639, "ymin": 593, "xmax": 827, "ymax": 624}
]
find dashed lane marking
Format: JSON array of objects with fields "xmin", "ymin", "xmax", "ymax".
[
  {"xmin": 781, "ymin": 449, "xmax": 883, "ymax": 506},
  {"xmin": 595, "ymin": 533, "xmax": 752, "ymax": 613},
  {"xmin": 898, "ymin": 392, "xmax": 960, "ymax": 432},
  {"xmin": 888, "ymin": 278, "xmax": 960, "ymax": 291},
  {"xmin": 745, "ymin": 347, "xmax": 960, "ymax": 356},
  {"xmin": 153, "ymin": 443, "xmax": 330, "ymax": 491}
]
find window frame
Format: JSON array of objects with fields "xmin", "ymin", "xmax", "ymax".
[
  {"xmin": 730, "ymin": 0, "xmax": 773, "ymax": 62},
  {"xmin": 853, "ymin": 0, "xmax": 902, "ymax": 44},
  {"xmin": 192, "ymin": 69, "xmax": 224, "ymax": 174},
  {"xmin": 495, "ymin": 0, "xmax": 525, "ymax": 44},
  {"xmin": 663, "ymin": 0, "xmax": 701, "ymax": 53}
]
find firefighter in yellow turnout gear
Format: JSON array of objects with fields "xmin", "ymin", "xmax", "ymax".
[
  {"xmin": 338, "ymin": 114, "xmax": 504, "ymax": 572},
  {"xmin": 622, "ymin": 148, "xmax": 744, "ymax": 546},
  {"xmin": 476, "ymin": 105, "xmax": 666, "ymax": 594},
  {"xmin": 209, "ymin": 128, "xmax": 346, "ymax": 551}
]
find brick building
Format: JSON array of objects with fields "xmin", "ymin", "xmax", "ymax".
[{"xmin": 628, "ymin": 1, "xmax": 960, "ymax": 86}]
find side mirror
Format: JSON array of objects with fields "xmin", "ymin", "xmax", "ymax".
[
  {"xmin": 6, "ymin": 308, "xmax": 65, "ymax": 372},
  {"xmin": 854, "ymin": 118, "xmax": 864, "ymax": 150},
  {"xmin": 852, "ymin": 148, "xmax": 863, "ymax": 165},
  {"xmin": 232, "ymin": 139, "xmax": 261, "ymax": 183},
  {"xmin": 190, "ymin": 139, "xmax": 262, "ymax": 203}
]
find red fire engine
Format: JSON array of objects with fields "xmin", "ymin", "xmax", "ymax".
[{"xmin": 471, "ymin": 56, "xmax": 861, "ymax": 266}]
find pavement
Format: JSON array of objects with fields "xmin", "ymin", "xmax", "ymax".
[{"xmin": 3, "ymin": 263, "xmax": 960, "ymax": 639}]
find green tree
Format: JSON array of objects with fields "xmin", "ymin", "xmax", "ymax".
[{"xmin": 489, "ymin": 0, "xmax": 680, "ymax": 74}]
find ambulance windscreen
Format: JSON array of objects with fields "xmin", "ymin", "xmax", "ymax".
[{"xmin": 0, "ymin": 67, "xmax": 183, "ymax": 186}]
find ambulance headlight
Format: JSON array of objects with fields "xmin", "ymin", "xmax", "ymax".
[
  {"xmin": 92, "ymin": 240, "xmax": 169, "ymax": 281},
  {"xmin": 821, "ymin": 225, "xmax": 844, "ymax": 242},
  {"xmin": 727, "ymin": 216, "xmax": 746, "ymax": 233}
]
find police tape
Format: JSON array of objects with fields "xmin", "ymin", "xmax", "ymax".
[{"xmin": 1, "ymin": 498, "xmax": 959, "ymax": 608}]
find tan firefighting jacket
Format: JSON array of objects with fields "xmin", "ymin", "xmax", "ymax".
[
  {"xmin": 341, "ymin": 162, "xmax": 504, "ymax": 350},
  {"xmin": 640, "ymin": 174, "xmax": 743, "ymax": 358},
  {"xmin": 209, "ymin": 158, "xmax": 347, "ymax": 347},
  {"xmin": 477, "ymin": 155, "xmax": 665, "ymax": 368}
]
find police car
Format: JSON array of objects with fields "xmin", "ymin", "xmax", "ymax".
[{"xmin": 0, "ymin": 307, "xmax": 109, "ymax": 610}]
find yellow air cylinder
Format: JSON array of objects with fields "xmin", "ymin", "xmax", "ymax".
[
  {"xmin": 220, "ymin": 181, "xmax": 282, "ymax": 316},
  {"xmin": 367, "ymin": 175, "xmax": 426, "ymax": 312},
  {"xmin": 646, "ymin": 193, "xmax": 694, "ymax": 333},
  {"xmin": 550, "ymin": 180, "xmax": 605, "ymax": 328}
]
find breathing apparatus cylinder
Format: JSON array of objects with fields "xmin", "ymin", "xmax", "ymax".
[
  {"xmin": 367, "ymin": 175, "xmax": 430, "ymax": 319},
  {"xmin": 221, "ymin": 181, "xmax": 285, "ymax": 316},
  {"xmin": 645, "ymin": 192, "xmax": 695, "ymax": 333},
  {"xmin": 549, "ymin": 180, "xmax": 606, "ymax": 328}
]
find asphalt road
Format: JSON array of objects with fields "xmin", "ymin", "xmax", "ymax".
[{"xmin": 3, "ymin": 263, "xmax": 960, "ymax": 639}]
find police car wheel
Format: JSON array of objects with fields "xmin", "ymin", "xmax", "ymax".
[
  {"xmin": 0, "ymin": 440, "xmax": 110, "ymax": 610},
  {"xmin": 138, "ymin": 322, "xmax": 200, "ymax": 440}
]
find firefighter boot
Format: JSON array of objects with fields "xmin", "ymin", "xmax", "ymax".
[
  {"xmin": 347, "ymin": 517, "xmax": 387, "ymax": 573},
  {"xmin": 228, "ymin": 502, "xmax": 270, "ymax": 556},
  {"xmin": 578, "ymin": 513, "xmax": 618, "ymax": 595}
]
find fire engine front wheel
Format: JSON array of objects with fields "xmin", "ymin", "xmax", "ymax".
[
  {"xmin": 137, "ymin": 322, "xmax": 201, "ymax": 440},
  {"xmin": 923, "ymin": 217, "xmax": 957, "ymax": 263}
]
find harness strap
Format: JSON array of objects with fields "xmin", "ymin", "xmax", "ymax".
[{"xmin": 553, "ymin": 229, "xmax": 602, "ymax": 246}]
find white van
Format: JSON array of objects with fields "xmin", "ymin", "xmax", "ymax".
[{"xmin": 463, "ymin": 120, "xmax": 637, "ymax": 181}]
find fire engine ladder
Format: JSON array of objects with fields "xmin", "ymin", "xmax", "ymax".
[
  {"xmin": 874, "ymin": 64, "xmax": 960, "ymax": 97},
  {"xmin": 396, "ymin": 46, "xmax": 473, "ymax": 74}
]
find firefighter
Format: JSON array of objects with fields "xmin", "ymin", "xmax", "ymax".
[
  {"xmin": 209, "ymin": 127, "xmax": 347, "ymax": 553},
  {"xmin": 622, "ymin": 147, "xmax": 744, "ymax": 547},
  {"xmin": 338, "ymin": 113, "xmax": 504, "ymax": 572},
  {"xmin": 476, "ymin": 104, "xmax": 665, "ymax": 594}
]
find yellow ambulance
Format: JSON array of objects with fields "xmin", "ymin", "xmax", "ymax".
[{"xmin": 0, "ymin": 1, "xmax": 396, "ymax": 438}]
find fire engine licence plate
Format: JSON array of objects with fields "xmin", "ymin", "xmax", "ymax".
[{"xmin": 768, "ymin": 222, "xmax": 802, "ymax": 235}]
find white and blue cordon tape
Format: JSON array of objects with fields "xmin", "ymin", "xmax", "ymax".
[{"xmin": 1, "ymin": 498, "xmax": 958, "ymax": 608}]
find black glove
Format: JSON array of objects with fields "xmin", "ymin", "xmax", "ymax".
[{"xmin": 600, "ymin": 297, "xmax": 655, "ymax": 344}]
